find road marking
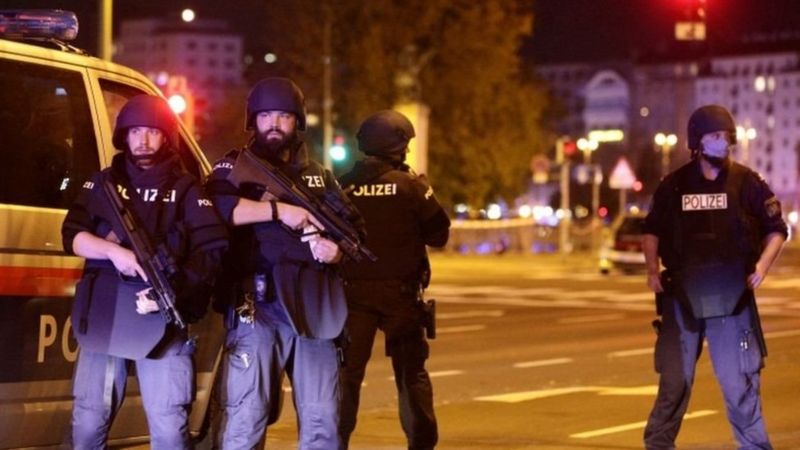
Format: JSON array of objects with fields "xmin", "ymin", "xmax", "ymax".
[
  {"xmin": 513, "ymin": 357, "xmax": 573, "ymax": 368},
  {"xmin": 608, "ymin": 347, "xmax": 653, "ymax": 358},
  {"xmin": 475, "ymin": 387, "xmax": 590, "ymax": 403},
  {"xmin": 437, "ymin": 324, "xmax": 486, "ymax": 334},
  {"xmin": 558, "ymin": 313, "xmax": 626, "ymax": 324},
  {"xmin": 596, "ymin": 385, "xmax": 658, "ymax": 396},
  {"xmin": 570, "ymin": 409, "xmax": 717, "ymax": 439},
  {"xmin": 429, "ymin": 370, "xmax": 464, "ymax": 378},
  {"xmin": 474, "ymin": 385, "xmax": 658, "ymax": 403},
  {"xmin": 438, "ymin": 309, "xmax": 504, "ymax": 319}
]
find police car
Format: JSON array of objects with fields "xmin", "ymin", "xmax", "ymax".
[
  {"xmin": 598, "ymin": 211, "xmax": 647, "ymax": 274},
  {"xmin": 0, "ymin": 10, "xmax": 223, "ymax": 448}
]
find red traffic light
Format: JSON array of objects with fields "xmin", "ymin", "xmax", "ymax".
[{"xmin": 563, "ymin": 140, "xmax": 577, "ymax": 156}]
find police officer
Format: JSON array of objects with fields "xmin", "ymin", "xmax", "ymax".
[
  {"xmin": 206, "ymin": 77, "xmax": 360, "ymax": 449},
  {"xmin": 338, "ymin": 110, "xmax": 450, "ymax": 450},
  {"xmin": 62, "ymin": 95, "xmax": 228, "ymax": 449},
  {"xmin": 642, "ymin": 104, "xmax": 787, "ymax": 450}
]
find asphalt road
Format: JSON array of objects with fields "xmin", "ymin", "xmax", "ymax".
[
  {"xmin": 123, "ymin": 246, "xmax": 800, "ymax": 449},
  {"xmin": 265, "ymin": 248, "xmax": 800, "ymax": 450}
]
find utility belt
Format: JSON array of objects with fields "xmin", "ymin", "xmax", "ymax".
[{"xmin": 226, "ymin": 272, "xmax": 276, "ymax": 329}]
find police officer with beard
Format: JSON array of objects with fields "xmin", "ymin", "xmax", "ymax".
[
  {"xmin": 206, "ymin": 77, "xmax": 360, "ymax": 449},
  {"xmin": 338, "ymin": 110, "xmax": 450, "ymax": 450},
  {"xmin": 62, "ymin": 95, "xmax": 228, "ymax": 449},
  {"xmin": 642, "ymin": 105, "xmax": 787, "ymax": 450}
]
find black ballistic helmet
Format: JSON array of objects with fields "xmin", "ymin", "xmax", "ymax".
[
  {"xmin": 112, "ymin": 95, "xmax": 178, "ymax": 151},
  {"xmin": 245, "ymin": 77, "xmax": 306, "ymax": 131},
  {"xmin": 357, "ymin": 110, "xmax": 415, "ymax": 156},
  {"xmin": 687, "ymin": 104, "xmax": 736, "ymax": 151}
]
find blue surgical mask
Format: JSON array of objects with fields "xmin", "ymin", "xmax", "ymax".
[
  {"xmin": 701, "ymin": 138, "xmax": 729, "ymax": 158},
  {"xmin": 700, "ymin": 138, "xmax": 730, "ymax": 168}
]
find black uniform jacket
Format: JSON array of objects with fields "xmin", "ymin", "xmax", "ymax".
[
  {"xmin": 644, "ymin": 158, "xmax": 787, "ymax": 271},
  {"xmin": 339, "ymin": 157, "xmax": 450, "ymax": 283},
  {"xmin": 62, "ymin": 153, "xmax": 228, "ymax": 358},
  {"xmin": 206, "ymin": 142, "xmax": 359, "ymax": 339}
]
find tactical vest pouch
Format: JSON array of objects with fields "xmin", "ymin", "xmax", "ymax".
[
  {"xmin": 272, "ymin": 261, "xmax": 347, "ymax": 339},
  {"xmin": 676, "ymin": 261, "xmax": 748, "ymax": 318},
  {"xmin": 72, "ymin": 271, "xmax": 167, "ymax": 360}
]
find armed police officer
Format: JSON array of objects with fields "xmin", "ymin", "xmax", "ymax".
[
  {"xmin": 206, "ymin": 77, "xmax": 363, "ymax": 449},
  {"xmin": 61, "ymin": 95, "xmax": 228, "ymax": 450},
  {"xmin": 642, "ymin": 104, "xmax": 787, "ymax": 450},
  {"xmin": 338, "ymin": 110, "xmax": 450, "ymax": 450}
]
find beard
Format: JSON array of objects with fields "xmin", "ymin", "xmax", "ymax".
[
  {"xmin": 252, "ymin": 128, "xmax": 298, "ymax": 161},
  {"xmin": 700, "ymin": 152, "xmax": 729, "ymax": 169},
  {"xmin": 128, "ymin": 146, "xmax": 167, "ymax": 169}
]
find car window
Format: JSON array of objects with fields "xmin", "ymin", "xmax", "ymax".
[
  {"xmin": 99, "ymin": 79, "xmax": 202, "ymax": 179},
  {"xmin": 0, "ymin": 58, "xmax": 99, "ymax": 208}
]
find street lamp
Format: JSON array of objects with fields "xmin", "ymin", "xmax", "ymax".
[
  {"xmin": 577, "ymin": 137, "xmax": 599, "ymax": 164},
  {"xmin": 736, "ymin": 125, "xmax": 757, "ymax": 165},
  {"xmin": 577, "ymin": 137, "xmax": 601, "ymax": 251},
  {"xmin": 654, "ymin": 132, "xmax": 678, "ymax": 177}
]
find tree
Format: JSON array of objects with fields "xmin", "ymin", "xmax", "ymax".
[{"xmin": 248, "ymin": 0, "xmax": 549, "ymax": 208}]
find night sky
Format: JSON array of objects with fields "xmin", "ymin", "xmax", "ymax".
[{"xmin": 3, "ymin": 0, "xmax": 800, "ymax": 64}]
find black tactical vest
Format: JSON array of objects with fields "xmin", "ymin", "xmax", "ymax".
[{"xmin": 670, "ymin": 162, "xmax": 756, "ymax": 318}]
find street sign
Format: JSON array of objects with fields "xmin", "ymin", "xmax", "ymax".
[{"xmin": 609, "ymin": 157, "xmax": 636, "ymax": 189}]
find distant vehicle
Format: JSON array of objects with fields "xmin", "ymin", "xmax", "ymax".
[
  {"xmin": 599, "ymin": 211, "xmax": 647, "ymax": 274},
  {"xmin": 0, "ymin": 10, "xmax": 223, "ymax": 449}
]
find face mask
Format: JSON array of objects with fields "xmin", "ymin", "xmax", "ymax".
[{"xmin": 700, "ymin": 138, "xmax": 730, "ymax": 168}]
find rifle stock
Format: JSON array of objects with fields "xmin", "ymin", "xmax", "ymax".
[
  {"xmin": 227, "ymin": 149, "xmax": 376, "ymax": 262},
  {"xmin": 102, "ymin": 180, "xmax": 187, "ymax": 330}
]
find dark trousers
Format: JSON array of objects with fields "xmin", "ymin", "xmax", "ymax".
[
  {"xmin": 644, "ymin": 295, "xmax": 772, "ymax": 450},
  {"xmin": 219, "ymin": 303, "xmax": 341, "ymax": 450},
  {"xmin": 69, "ymin": 346, "xmax": 194, "ymax": 450},
  {"xmin": 339, "ymin": 282, "xmax": 437, "ymax": 450}
]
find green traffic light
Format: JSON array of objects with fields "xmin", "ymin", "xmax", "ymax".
[{"xmin": 330, "ymin": 144, "xmax": 347, "ymax": 162}]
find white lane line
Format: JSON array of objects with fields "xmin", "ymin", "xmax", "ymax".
[
  {"xmin": 475, "ymin": 387, "xmax": 592, "ymax": 403},
  {"xmin": 513, "ymin": 357, "xmax": 573, "ymax": 369},
  {"xmin": 596, "ymin": 385, "xmax": 659, "ymax": 396},
  {"xmin": 475, "ymin": 385, "xmax": 658, "ymax": 403},
  {"xmin": 438, "ymin": 310, "xmax": 504, "ymax": 320},
  {"xmin": 437, "ymin": 324, "xmax": 486, "ymax": 334},
  {"xmin": 608, "ymin": 347, "xmax": 653, "ymax": 358},
  {"xmin": 429, "ymin": 370, "xmax": 464, "ymax": 378},
  {"xmin": 570, "ymin": 410, "xmax": 717, "ymax": 439},
  {"xmin": 558, "ymin": 313, "xmax": 626, "ymax": 324}
]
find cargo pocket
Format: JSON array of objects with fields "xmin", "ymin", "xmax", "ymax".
[
  {"xmin": 167, "ymin": 355, "xmax": 195, "ymax": 407},
  {"xmin": 220, "ymin": 326, "xmax": 258, "ymax": 408},
  {"xmin": 738, "ymin": 329, "xmax": 764, "ymax": 374}
]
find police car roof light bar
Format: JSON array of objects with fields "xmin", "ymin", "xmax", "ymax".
[{"xmin": 0, "ymin": 10, "xmax": 79, "ymax": 42}]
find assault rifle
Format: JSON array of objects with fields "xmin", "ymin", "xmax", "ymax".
[
  {"xmin": 102, "ymin": 180, "xmax": 187, "ymax": 330},
  {"xmin": 227, "ymin": 148, "xmax": 377, "ymax": 262}
]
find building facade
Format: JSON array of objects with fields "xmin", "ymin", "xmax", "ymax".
[
  {"xmin": 115, "ymin": 18, "xmax": 244, "ymax": 118},
  {"xmin": 537, "ymin": 49, "xmax": 800, "ymax": 210}
]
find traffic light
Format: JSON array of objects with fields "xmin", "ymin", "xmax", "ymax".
[
  {"xmin": 329, "ymin": 135, "xmax": 348, "ymax": 163},
  {"xmin": 162, "ymin": 74, "xmax": 195, "ymax": 136}
]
